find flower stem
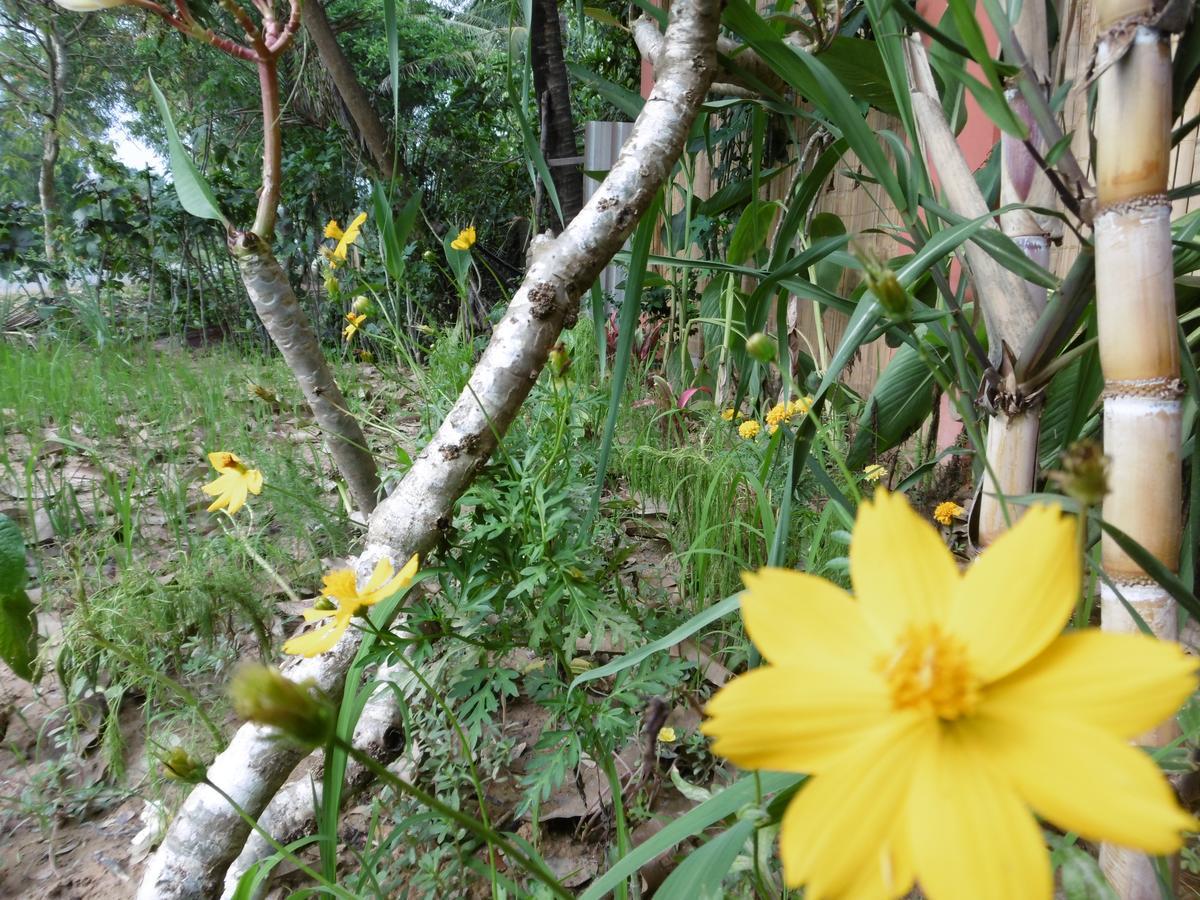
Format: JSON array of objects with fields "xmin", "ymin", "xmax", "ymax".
[{"xmin": 333, "ymin": 736, "xmax": 572, "ymax": 899}]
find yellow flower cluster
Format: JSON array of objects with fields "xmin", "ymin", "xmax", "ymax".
[
  {"xmin": 765, "ymin": 395, "xmax": 815, "ymax": 434},
  {"xmin": 721, "ymin": 408, "xmax": 736, "ymax": 422},
  {"xmin": 738, "ymin": 420, "xmax": 761, "ymax": 440},
  {"xmin": 863, "ymin": 464, "xmax": 887, "ymax": 483},
  {"xmin": 934, "ymin": 500, "xmax": 965, "ymax": 526}
]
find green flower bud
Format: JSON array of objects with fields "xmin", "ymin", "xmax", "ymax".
[
  {"xmin": 745, "ymin": 332, "xmax": 776, "ymax": 364},
  {"xmin": 159, "ymin": 747, "xmax": 207, "ymax": 784},
  {"xmin": 350, "ymin": 295, "xmax": 372, "ymax": 315},
  {"xmin": 855, "ymin": 244, "xmax": 909, "ymax": 321},
  {"xmin": 228, "ymin": 664, "xmax": 335, "ymax": 748}
]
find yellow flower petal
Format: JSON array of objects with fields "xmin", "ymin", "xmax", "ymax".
[
  {"xmin": 324, "ymin": 219, "xmax": 344, "ymax": 240},
  {"xmin": 282, "ymin": 618, "xmax": 346, "ymax": 658},
  {"xmin": 208, "ymin": 451, "xmax": 242, "ymax": 472},
  {"xmin": 778, "ymin": 715, "xmax": 931, "ymax": 894},
  {"xmin": 223, "ymin": 481, "xmax": 249, "ymax": 515},
  {"xmin": 321, "ymin": 568, "xmax": 360, "ymax": 601},
  {"xmin": 702, "ymin": 663, "xmax": 891, "ymax": 774},
  {"xmin": 361, "ymin": 557, "xmax": 394, "ymax": 594},
  {"xmin": 968, "ymin": 711, "xmax": 1198, "ymax": 854},
  {"xmin": 301, "ymin": 607, "xmax": 334, "ymax": 623},
  {"xmin": 245, "ymin": 469, "xmax": 263, "ymax": 495},
  {"xmin": 949, "ymin": 504, "xmax": 1078, "ymax": 680},
  {"xmin": 740, "ymin": 568, "xmax": 882, "ymax": 669},
  {"xmin": 850, "ymin": 490, "xmax": 958, "ymax": 638},
  {"xmin": 985, "ymin": 631, "xmax": 1198, "ymax": 739},
  {"xmin": 907, "ymin": 725, "xmax": 1052, "ymax": 900}
]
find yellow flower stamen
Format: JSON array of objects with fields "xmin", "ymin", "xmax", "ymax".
[{"xmin": 878, "ymin": 624, "xmax": 978, "ymax": 720}]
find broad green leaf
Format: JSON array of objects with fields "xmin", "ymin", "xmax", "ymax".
[
  {"xmin": 815, "ymin": 36, "xmax": 898, "ymax": 115},
  {"xmin": 1058, "ymin": 845, "xmax": 1119, "ymax": 900},
  {"xmin": 727, "ymin": 200, "xmax": 782, "ymax": 266},
  {"xmin": 148, "ymin": 72, "xmax": 228, "ymax": 225},
  {"xmin": 0, "ymin": 589, "xmax": 36, "ymax": 682},
  {"xmin": 579, "ymin": 772, "xmax": 800, "ymax": 900},
  {"xmin": 0, "ymin": 513, "xmax": 26, "ymax": 596},
  {"xmin": 847, "ymin": 342, "xmax": 942, "ymax": 469}
]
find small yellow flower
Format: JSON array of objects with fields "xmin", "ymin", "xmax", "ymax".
[
  {"xmin": 450, "ymin": 225, "xmax": 476, "ymax": 251},
  {"xmin": 934, "ymin": 501, "xmax": 965, "ymax": 526},
  {"xmin": 788, "ymin": 395, "xmax": 814, "ymax": 417},
  {"xmin": 284, "ymin": 555, "xmax": 420, "ymax": 658},
  {"xmin": 765, "ymin": 402, "xmax": 789, "ymax": 428},
  {"xmin": 863, "ymin": 464, "xmax": 887, "ymax": 483},
  {"xmin": 657, "ymin": 726, "xmax": 678, "ymax": 743},
  {"xmin": 703, "ymin": 490, "xmax": 1198, "ymax": 899},
  {"xmin": 768, "ymin": 423, "xmax": 779, "ymax": 435},
  {"xmin": 323, "ymin": 212, "xmax": 368, "ymax": 268},
  {"xmin": 739, "ymin": 420, "xmax": 761, "ymax": 440},
  {"xmin": 343, "ymin": 312, "xmax": 367, "ymax": 341},
  {"xmin": 721, "ymin": 408, "xmax": 736, "ymax": 422},
  {"xmin": 201, "ymin": 451, "xmax": 263, "ymax": 515}
]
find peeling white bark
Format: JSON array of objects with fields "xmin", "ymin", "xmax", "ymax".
[
  {"xmin": 138, "ymin": 3, "xmax": 719, "ymax": 897},
  {"xmin": 231, "ymin": 234, "xmax": 382, "ymax": 515}
]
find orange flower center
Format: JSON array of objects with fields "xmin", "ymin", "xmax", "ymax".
[{"xmin": 877, "ymin": 624, "xmax": 977, "ymax": 720}]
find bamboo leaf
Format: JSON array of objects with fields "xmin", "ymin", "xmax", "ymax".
[
  {"xmin": 568, "ymin": 591, "xmax": 741, "ymax": 694},
  {"xmin": 815, "ymin": 36, "xmax": 899, "ymax": 115},
  {"xmin": 566, "ymin": 62, "xmax": 644, "ymax": 119},
  {"xmin": 654, "ymin": 818, "xmax": 757, "ymax": 900},
  {"xmin": 579, "ymin": 772, "xmax": 801, "ymax": 900},
  {"xmin": 148, "ymin": 72, "xmax": 228, "ymax": 225},
  {"xmin": 584, "ymin": 193, "xmax": 661, "ymax": 534},
  {"xmin": 722, "ymin": 0, "xmax": 906, "ymax": 210},
  {"xmin": 1097, "ymin": 518, "xmax": 1200, "ymax": 622}
]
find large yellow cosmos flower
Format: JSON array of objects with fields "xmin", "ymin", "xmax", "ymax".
[
  {"xmin": 201, "ymin": 451, "xmax": 263, "ymax": 515},
  {"xmin": 283, "ymin": 554, "xmax": 419, "ymax": 658},
  {"xmin": 702, "ymin": 490, "xmax": 1197, "ymax": 900}
]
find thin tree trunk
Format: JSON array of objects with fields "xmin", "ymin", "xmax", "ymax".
[
  {"xmin": 137, "ymin": 2, "xmax": 719, "ymax": 896},
  {"xmin": 38, "ymin": 24, "xmax": 66, "ymax": 286},
  {"xmin": 301, "ymin": 0, "xmax": 396, "ymax": 181},
  {"xmin": 530, "ymin": 0, "xmax": 583, "ymax": 229},
  {"xmin": 230, "ymin": 233, "xmax": 382, "ymax": 515},
  {"xmin": 1093, "ymin": 1, "xmax": 1183, "ymax": 894}
]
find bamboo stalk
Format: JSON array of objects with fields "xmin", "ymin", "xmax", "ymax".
[
  {"xmin": 1093, "ymin": 2, "xmax": 1184, "ymax": 895},
  {"xmin": 904, "ymin": 37, "xmax": 1046, "ymax": 546}
]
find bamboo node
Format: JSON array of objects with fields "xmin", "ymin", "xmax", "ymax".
[
  {"xmin": 1096, "ymin": 193, "xmax": 1170, "ymax": 217},
  {"xmin": 1106, "ymin": 572, "xmax": 1162, "ymax": 589},
  {"xmin": 1087, "ymin": 16, "xmax": 1163, "ymax": 86},
  {"xmin": 1101, "ymin": 377, "xmax": 1185, "ymax": 400}
]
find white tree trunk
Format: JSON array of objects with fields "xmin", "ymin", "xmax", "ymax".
[{"xmin": 137, "ymin": 2, "xmax": 720, "ymax": 896}]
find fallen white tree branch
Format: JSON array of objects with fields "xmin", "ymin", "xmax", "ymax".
[{"xmin": 137, "ymin": 1, "xmax": 719, "ymax": 895}]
